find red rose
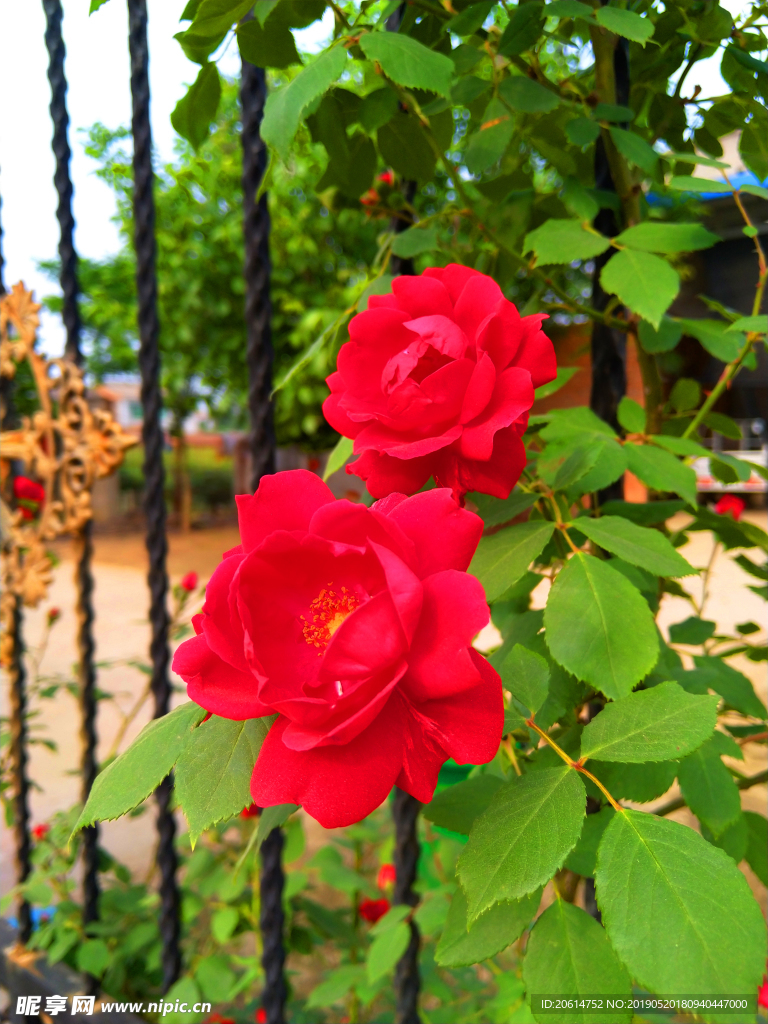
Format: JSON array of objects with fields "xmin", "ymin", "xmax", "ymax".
[
  {"xmin": 180, "ymin": 571, "xmax": 198, "ymax": 592},
  {"xmin": 13, "ymin": 475, "xmax": 45, "ymax": 519},
  {"xmin": 256, "ymin": 1010, "xmax": 267, "ymax": 1024},
  {"xmin": 359, "ymin": 897, "xmax": 390, "ymax": 923},
  {"xmin": 714, "ymin": 494, "xmax": 745, "ymax": 521},
  {"xmin": 241, "ymin": 802, "xmax": 260, "ymax": 819},
  {"xmin": 172, "ymin": 470, "xmax": 502, "ymax": 828},
  {"xmin": 32, "ymin": 823, "xmax": 50, "ymax": 840},
  {"xmin": 377, "ymin": 863, "xmax": 396, "ymax": 890},
  {"xmin": 323, "ymin": 265, "xmax": 556, "ymax": 502},
  {"xmin": 759, "ymin": 974, "xmax": 768, "ymax": 1009}
]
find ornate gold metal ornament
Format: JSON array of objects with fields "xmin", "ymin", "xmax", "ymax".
[{"xmin": 1, "ymin": 282, "xmax": 138, "ymax": 665}]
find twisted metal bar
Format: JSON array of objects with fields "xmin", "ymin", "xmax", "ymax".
[
  {"xmin": 127, "ymin": 0, "xmax": 180, "ymax": 991},
  {"xmin": 260, "ymin": 827, "xmax": 287, "ymax": 1024},
  {"xmin": 7, "ymin": 600, "xmax": 33, "ymax": 944},
  {"xmin": 42, "ymin": 0, "xmax": 101, "ymax": 951},
  {"xmin": 240, "ymin": 58, "xmax": 275, "ymax": 491},
  {"xmin": 42, "ymin": 0, "xmax": 81, "ymax": 361},
  {"xmin": 393, "ymin": 788, "xmax": 421, "ymax": 1024}
]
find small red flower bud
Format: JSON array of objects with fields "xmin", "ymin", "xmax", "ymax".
[
  {"xmin": 359, "ymin": 897, "xmax": 390, "ymax": 923},
  {"xmin": 256, "ymin": 1009, "xmax": 267, "ymax": 1024},
  {"xmin": 241, "ymin": 803, "xmax": 260, "ymax": 819},
  {"xmin": 47, "ymin": 608, "xmax": 61, "ymax": 626},
  {"xmin": 180, "ymin": 571, "xmax": 198, "ymax": 592},
  {"xmin": 377, "ymin": 863, "xmax": 396, "ymax": 890},
  {"xmin": 714, "ymin": 494, "xmax": 745, "ymax": 521},
  {"xmin": 378, "ymin": 170, "xmax": 394, "ymax": 186},
  {"xmin": 32, "ymin": 823, "xmax": 50, "ymax": 840},
  {"xmin": 13, "ymin": 476, "xmax": 45, "ymax": 504}
]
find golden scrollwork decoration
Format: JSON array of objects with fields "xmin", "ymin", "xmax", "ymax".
[{"xmin": 1, "ymin": 282, "xmax": 138, "ymax": 666}]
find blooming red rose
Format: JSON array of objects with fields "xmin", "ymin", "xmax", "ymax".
[
  {"xmin": 714, "ymin": 494, "xmax": 746, "ymax": 521},
  {"xmin": 13, "ymin": 475, "xmax": 45, "ymax": 519},
  {"xmin": 323, "ymin": 265, "xmax": 556, "ymax": 502},
  {"xmin": 377, "ymin": 863, "xmax": 396, "ymax": 890},
  {"xmin": 180, "ymin": 571, "xmax": 198, "ymax": 592},
  {"xmin": 359, "ymin": 897, "xmax": 390, "ymax": 923},
  {"xmin": 172, "ymin": 470, "xmax": 502, "ymax": 828}
]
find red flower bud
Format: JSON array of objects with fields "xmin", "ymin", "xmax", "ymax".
[
  {"xmin": 47, "ymin": 608, "xmax": 61, "ymax": 626},
  {"xmin": 32, "ymin": 823, "xmax": 50, "ymax": 840},
  {"xmin": 256, "ymin": 1009, "xmax": 267, "ymax": 1024},
  {"xmin": 378, "ymin": 170, "xmax": 394, "ymax": 186},
  {"xmin": 714, "ymin": 494, "xmax": 745, "ymax": 521},
  {"xmin": 377, "ymin": 863, "xmax": 396, "ymax": 890},
  {"xmin": 359, "ymin": 897, "xmax": 390, "ymax": 923},
  {"xmin": 240, "ymin": 803, "xmax": 260, "ymax": 819},
  {"xmin": 180, "ymin": 571, "xmax": 198, "ymax": 592}
]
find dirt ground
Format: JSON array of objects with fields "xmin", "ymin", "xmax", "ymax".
[{"xmin": 1, "ymin": 513, "xmax": 766, "ymax": 908}]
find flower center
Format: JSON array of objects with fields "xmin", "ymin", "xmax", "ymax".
[{"xmin": 301, "ymin": 586, "xmax": 360, "ymax": 653}]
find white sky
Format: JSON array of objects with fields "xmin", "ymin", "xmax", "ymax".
[{"xmin": 0, "ymin": 1, "xmax": 743, "ymax": 357}]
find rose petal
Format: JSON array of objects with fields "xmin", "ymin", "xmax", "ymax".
[
  {"xmin": 460, "ymin": 352, "xmax": 496, "ymax": 424},
  {"xmin": 173, "ymin": 633, "xmax": 272, "ymax": 720},
  {"xmin": 459, "ymin": 366, "xmax": 534, "ymax": 462},
  {"xmin": 392, "ymin": 275, "xmax": 454, "ymax": 319},
  {"xmin": 435, "ymin": 425, "xmax": 527, "ymax": 500},
  {"xmin": 387, "ymin": 489, "xmax": 483, "ymax": 576},
  {"xmin": 236, "ymin": 470, "xmax": 334, "ymax": 552},
  {"xmin": 403, "ymin": 570, "xmax": 488, "ymax": 702},
  {"xmin": 251, "ymin": 698, "xmax": 406, "ymax": 828},
  {"xmin": 369, "ymin": 540, "xmax": 423, "ymax": 643},
  {"xmin": 453, "ymin": 273, "xmax": 504, "ymax": 341},
  {"xmin": 347, "ymin": 450, "xmax": 433, "ymax": 498},
  {"xmin": 200, "ymin": 550, "xmax": 249, "ymax": 673}
]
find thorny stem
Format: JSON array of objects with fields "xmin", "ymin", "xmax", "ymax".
[{"xmin": 526, "ymin": 717, "xmax": 624, "ymax": 813}]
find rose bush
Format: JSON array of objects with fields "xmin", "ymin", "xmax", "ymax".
[
  {"xmin": 323, "ymin": 265, "xmax": 556, "ymax": 502},
  {"xmin": 172, "ymin": 469, "xmax": 502, "ymax": 827}
]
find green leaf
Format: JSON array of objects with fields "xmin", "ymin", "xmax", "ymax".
[
  {"xmin": 74, "ymin": 701, "xmax": 206, "ymax": 834},
  {"xmin": 616, "ymin": 396, "xmax": 645, "ymax": 434},
  {"xmin": 740, "ymin": 183, "xmax": 768, "ymax": 200},
  {"xmin": 186, "ymin": 0, "xmax": 253, "ymax": 36},
  {"xmin": 600, "ymin": 250, "xmax": 679, "ymax": 329},
  {"xmin": 499, "ymin": 644, "xmax": 550, "ymax": 714},
  {"xmin": 593, "ymin": 103, "xmax": 635, "ymax": 123},
  {"xmin": 306, "ymin": 965, "xmax": 364, "ymax": 1009},
  {"xmin": 600, "ymin": 499, "xmax": 686, "ymax": 526},
  {"xmin": 436, "ymin": 887, "xmax": 540, "ymax": 968},
  {"xmin": 566, "ymin": 117, "xmax": 601, "ymax": 146},
  {"xmin": 677, "ymin": 318, "xmax": 742, "ymax": 362},
  {"xmin": 615, "ymin": 222, "xmax": 720, "ymax": 254},
  {"xmin": 595, "ymin": 811, "xmax": 767, "ymax": 998},
  {"xmin": 499, "ymin": 2, "xmax": 545, "ymax": 55},
  {"xmin": 701, "ymin": 814, "xmax": 748, "ymax": 864},
  {"xmin": 377, "ymin": 113, "xmax": 436, "ymax": 182},
  {"xmin": 668, "ymin": 616, "xmax": 716, "ymax": 645},
  {"xmin": 175, "ymin": 714, "xmax": 275, "ymax": 844},
  {"xmin": 470, "ymin": 521, "xmax": 555, "ymax": 603},
  {"xmin": 171, "ymin": 64, "xmax": 222, "ymax": 150},
  {"xmin": 624, "ymin": 443, "xmax": 697, "ymax": 506},
  {"xmin": 574, "ymin": 439, "xmax": 627, "ymax": 495},
  {"xmin": 211, "ymin": 906, "xmax": 239, "ymax": 944},
  {"xmin": 608, "ymin": 128, "xmax": 658, "ymax": 174},
  {"xmin": 535, "ymin": 366, "xmax": 579, "ymax": 400},
  {"xmin": 744, "ymin": 812, "xmax": 768, "ymax": 885},
  {"xmin": 638, "ymin": 317, "xmax": 682, "ymax": 354},
  {"xmin": 499, "ymin": 76, "xmax": 560, "ymax": 113},
  {"xmin": 691, "ymin": 656, "xmax": 767, "ymax": 719},
  {"xmin": 366, "ymin": 920, "xmax": 410, "ymax": 983},
  {"xmin": 703, "ymin": 410, "xmax": 743, "ymax": 440},
  {"xmin": 323, "ymin": 436, "xmax": 353, "ymax": 481},
  {"xmin": 580, "ymin": 682, "xmax": 718, "ymax": 763},
  {"xmin": 469, "ymin": 489, "xmax": 537, "ymax": 528},
  {"xmin": 575, "ymin": 515, "xmax": 696, "ymax": 578},
  {"xmin": 524, "ymin": 220, "xmax": 610, "ymax": 265},
  {"xmin": 76, "ymin": 939, "xmax": 110, "ymax": 977},
  {"xmin": 727, "ymin": 314, "xmax": 768, "ymax": 334},
  {"xmin": 446, "ymin": 0, "xmax": 496, "ymax": 36},
  {"xmin": 565, "ymin": 807, "xmax": 615, "ymax": 877},
  {"xmin": 391, "ymin": 225, "xmax": 438, "ymax": 258},
  {"xmin": 162, "ymin": 977, "xmax": 205, "ymax": 1023},
  {"xmin": 589, "ymin": 759, "xmax": 678, "ymax": 803},
  {"xmin": 262, "ymin": 46, "xmax": 347, "ymax": 160},
  {"xmin": 370, "ymin": 904, "xmax": 411, "ymax": 936},
  {"xmin": 359, "ymin": 86, "xmax": 399, "ymax": 133},
  {"xmin": 677, "ymin": 734, "xmax": 742, "ymax": 837},
  {"xmin": 464, "ymin": 100, "xmax": 515, "ymax": 174},
  {"xmin": 594, "ymin": 6, "xmax": 653, "ymax": 43},
  {"xmin": 89, "ymin": 0, "xmax": 111, "ymax": 12},
  {"xmin": 544, "ymin": 553, "xmax": 659, "ymax": 700},
  {"xmin": 669, "ymin": 175, "xmax": 732, "ymax": 194},
  {"xmin": 236, "ymin": 19, "xmax": 301, "ymax": 69},
  {"xmin": 546, "ymin": 0, "xmax": 595, "ymax": 20},
  {"xmin": 669, "ymin": 376, "xmax": 700, "ymax": 412},
  {"xmin": 524, "ymin": 901, "xmax": 632, "ymax": 1024},
  {"xmin": 423, "ymin": 774, "xmax": 504, "ymax": 835},
  {"xmin": 359, "ymin": 32, "xmax": 454, "ymax": 98},
  {"xmin": 650, "ymin": 434, "xmax": 708, "ymax": 458},
  {"xmin": 457, "ymin": 767, "xmax": 586, "ymax": 923}
]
